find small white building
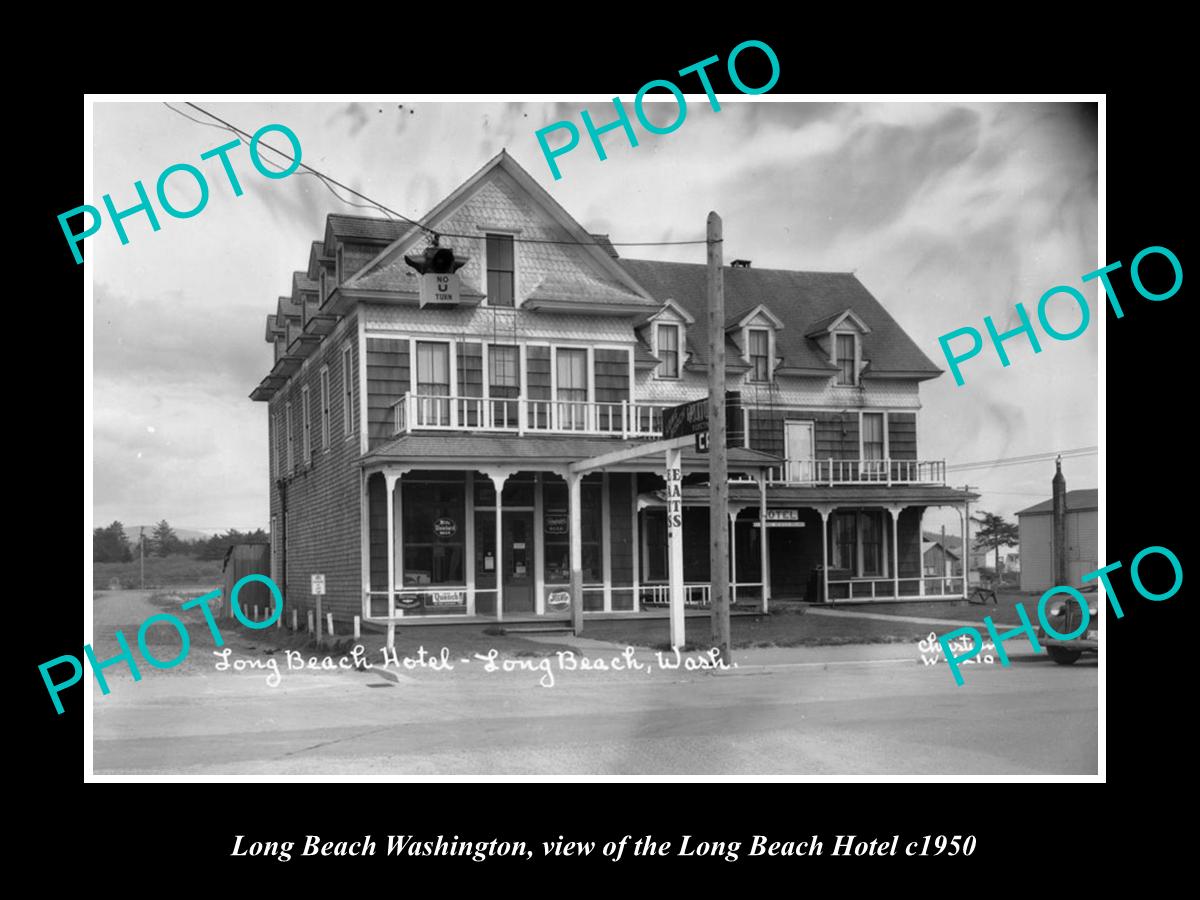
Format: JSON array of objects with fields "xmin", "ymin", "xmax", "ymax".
[{"xmin": 1016, "ymin": 488, "xmax": 1097, "ymax": 591}]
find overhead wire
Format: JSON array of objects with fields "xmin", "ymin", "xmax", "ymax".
[{"xmin": 167, "ymin": 102, "xmax": 713, "ymax": 249}]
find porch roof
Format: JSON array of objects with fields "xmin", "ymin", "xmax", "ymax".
[
  {"xmin": 363, "ymin": 433, "xmax": 779, "ymax": 474},
  {"xmin": 680, "ymin": 483, "xmax": 977, "ymax": 507}
]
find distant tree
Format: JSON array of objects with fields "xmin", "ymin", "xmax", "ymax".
[
  {"xmin": 197, "ymin": 528, "xmax": 270, "ymax": 561},
  {"xmin": 972, "ymin": 511, "xmax": 1019, "ymax": 574},
  {"xmin": 151, "ymin": 520, "xmax": 179, "ymax": 557},
  {"xmin": 93, "ymin": 521, "xmax": 132, "ymax": 563}
]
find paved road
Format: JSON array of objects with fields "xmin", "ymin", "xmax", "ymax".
[{"xmin": 90, "ymin": 591, "xmax": 1097, "ymax": 776}]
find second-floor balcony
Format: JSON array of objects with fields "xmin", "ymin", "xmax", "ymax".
[
  {"xmin": 392, "ymin": 392, "xmax": 669, "ymax": 438},
  {"xmin": 766, "ymin": 459, "xmax": 947, "ymax": 486}
]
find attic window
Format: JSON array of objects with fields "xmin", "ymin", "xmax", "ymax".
[
  {"xmin": 748, "ymin": 328, "xmax": 771, "ymax": 382},
  {"xmin": 657, "ymin": 324, "xmax": 680, "ymax": 379},
  {"xmin": 835, "ymin": 333, "xmax": 858, "ymax": 385}
]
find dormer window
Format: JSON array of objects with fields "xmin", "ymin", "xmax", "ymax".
[
  {"xmin": 657, "ymin": 324, "xmax": 680, "ymax": 378},
  {"xmin": 748, "ymin": 328, "xmax": 771, "ymax": 382},
  {"xmin": 835, "ymin": 333, "xmax": 858, "ymax": 385}
]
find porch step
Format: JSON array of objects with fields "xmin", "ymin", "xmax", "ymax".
[{"xmin": 497, "ymin": 625, "xmax": 575, "ymax": 635}]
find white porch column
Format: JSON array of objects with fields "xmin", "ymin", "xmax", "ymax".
[
  {"xmin": 568, "ymin": 471, "xmax": 583, "ymax": 635},
  {"xmin": 666, "ymin": 447, "xmax": 685, "ymax": 649},
  {"xmin": 465, "ymin": 472, "xmax": 476, "ymax": 616},
  {"xmin": 887, "ymin": 505, "xmax": 905, "ymax": 600},
  {"xmin": 728, "ymin": 506, "xmax": 745, "ymax": 605},
  {"xmin": 630, "ymin": 474, "xmax": 641, "ymax": 613},
  {"xmin": 488, "ymin": 471, "xmax": 510, "ymax": 620},
  {"xmin": 602, "ymin": 471, "xmax": 612, "ymax": 611},
  {"xmin": 818, "ymin": 506, "xmax": 832, "ymax": 604},
  {"xmin": 384, "ymin": 469, "xmax": 404, "ymax": 650},
  {"xmin": 757, "ymin": 471, "xmax": 770, "ymax": 613}
]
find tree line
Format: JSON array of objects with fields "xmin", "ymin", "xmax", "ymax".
[{"xmin": 92, "ymin": 520, "xmax": 268, "ymax": 563}]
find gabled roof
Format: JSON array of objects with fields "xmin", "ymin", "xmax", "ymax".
[
  {"xmin": 1016, "ymin": 489, "xmax": 1099, "ymax": 517},
  {"xmin": 922, "ymin": 540, "xmax": 960, "ymax": 559},
  {"xmin": 325, "ymin": 214, "xmax": 410, "ymax": 245},
  {"xmin": 617, "ymin": 260, "xmax": 943, "ymax": 380},
  {"xmin": 726, "ymin": 303, "xmax": 785, "ymax": 332},
  {"xmin": 636, "ymin": 299, "xmax": 695, "ymax": 327},
  {"xmin": 805, "ymin": 308, "xmax": 872, "ymax": 337},
  {"xmin": 347, "ymin": 151, "xmax": 655, "ymax": 308}
]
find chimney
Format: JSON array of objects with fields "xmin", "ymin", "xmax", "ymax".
[{"xmin": 1052, "ymin": 456, "xmax": 1068, "ymax": 585}]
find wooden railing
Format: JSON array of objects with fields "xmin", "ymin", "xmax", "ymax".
[
  {"xmin": 392, "ymin": 392, "xmax": 669, "ymax": 438},
  {"xmin": 768, "ymin": 458, "xmax": 947, "ymax": 486}
]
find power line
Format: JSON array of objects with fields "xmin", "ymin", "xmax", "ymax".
[
  {"xmin": 168, "ymin": 103, "xmax": 711, "ymax": 249},
  {"xmin": 945, "ymin": 446, "xmax": 1097, "ymax": 473}
]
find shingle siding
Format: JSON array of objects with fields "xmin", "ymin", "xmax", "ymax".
[{"xmin": 268, "ymin": 315, "xmax": 362, "ymax": 630}]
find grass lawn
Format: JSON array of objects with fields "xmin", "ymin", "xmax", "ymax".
[
  {"xmin": 94, "ymin": 555, "xmax": 224, "ymax": 590},
  {"xmin": 581, "ymin": 608, "xmax": 932, "ymax": 651}
]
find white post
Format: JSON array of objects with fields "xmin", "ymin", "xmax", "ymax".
[
  {"xmin": 326, "ymin": 612, "xmax": 334, "ymax": 636},
  {"xmin": 489, "ymin": 472, "xmax": 509, "ymax": 620},
  {"xmin": 819, "ymin": 508, "xmax": 831, "ymax": 604},
  {"xmin": 354, "ymin": 615, "xmax": 361, "ymax": 639},
  {"xmin": 601, "ymin": 472, "xmax": 613, "ymax": 611},
  {"xmin": 307, "ymin": 610, "xmax": 314, "ymax": 632},
  {"xmin": 758, "ymin": 471, "xmax": 770, "ymax": 613},
  {"xmin": 291, "ymin": 608, "xmax": 297, "ymax": 631},
  {"xmin": 568, "ymin": 471, "xmax": 584, "ymax": 635},
  {"xmin": 631, "ymin": 475, "xmax": 641, "ymax": 613},
  {"xmin": 889, "ymin": 506, "xmax": 903, "ymax": 600},
  {"xmin": 666, "ymin": 447, "xmax": 685, "ymax": 649},
  {"xmin": 385, "ymin": 471, "xmax": 399, "ymax": 624}
]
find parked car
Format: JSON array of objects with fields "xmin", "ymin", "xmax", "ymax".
[{"xmin": 1037, "ymin": 593, "xmax": 1099, "ymax": 664}]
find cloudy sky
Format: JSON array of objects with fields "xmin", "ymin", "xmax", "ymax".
[{"xmin": 89, "ymin": 99, "xmax": 1097, "ymax": 535}]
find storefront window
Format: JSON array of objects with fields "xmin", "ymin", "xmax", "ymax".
[
  {"xmin": 401, "ymin": 478, "xmax": 465, "ymax": 586},
  {"xmin": 542, "ymin": 476, "xmax": 602, "ymax": 584},
  {"xmin": 642, "ymin": 509, "xmax": 668, "ymax": 582},
  {"xmin": 832, "ymin": 512, "xmax": 856, "ymax": 572}
]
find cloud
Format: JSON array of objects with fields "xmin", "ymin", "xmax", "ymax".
[{"xmin": 90, "ymin": 100, "xmax": 1097, "ymax": 530}]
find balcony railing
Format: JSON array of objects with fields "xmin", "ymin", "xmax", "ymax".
[
  {"xmin": 392, "ymin": 392, "xmax": 669, "ymax": 438},
  {"xmin": 768, "ymin": 458, "xmax": 947, "ymax": 486}
]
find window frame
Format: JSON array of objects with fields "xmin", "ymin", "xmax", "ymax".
[
  {"xmin": 861, "ymin": 411, "xmax": 887, "ymax": 461},
  {"xmin": 488, "ymin": 343, "xmax": 521, "ymax": 398},
  {"xmin": 484, "ymin": 232, "xmax": 517, "ymax": 308},
  {"xmin": 301, "ymin": 385, "xmax": 312, "ymax": 464},
  {"xmin": 285, "ymin": 400, "xmax": 294, "ymax": 472},
  {"xmin": 554, "ymin": 346, "xmax": 589, "ymax": 402},
  {"xmin": 656, "ymin": 323, "xmax": 680, "ymax": 379},
  {"xmin": 834, "ymin": 332, "xmax": 859, "ymax": 386},
  {"xmin": 319, "ymin": 366, "xmax": 331, "ymax": 452},
  {"xmin": 341, "ymin": 344, "xmax": 353, "ymax": 438},
  {"xmin": 747, "ymin": 327, "xmax": 772, "ymax": 383}
]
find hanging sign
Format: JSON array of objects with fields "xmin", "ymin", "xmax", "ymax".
[{"xmin": 433, "ymin": 517, "xmax": 457, "ymax": 538}]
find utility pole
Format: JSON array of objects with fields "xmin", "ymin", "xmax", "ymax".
[
  {"xmin": 707, "ymin": 212, "xmax": 731, "ymax": 663},
  {"xmin": 139, "ymin": 526, "xmax": 145, "ymax": 590}
]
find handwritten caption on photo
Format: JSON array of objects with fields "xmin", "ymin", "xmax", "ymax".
[{"xmin": 215, "ymin": 643, "xmax": 732, "ymax": 689}]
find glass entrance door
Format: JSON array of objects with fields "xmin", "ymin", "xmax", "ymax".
[{"xmin": 503, "ymin": 511, "xmax": 535, "ymax": 613}]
